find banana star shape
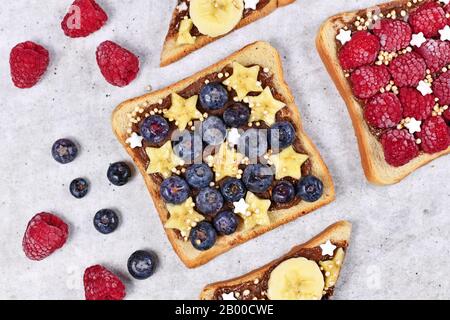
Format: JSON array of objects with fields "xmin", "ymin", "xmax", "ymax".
[
  {"xmin": 319, "ymin": 248, "xmax": 345, "ymax": 290},
  {"xmin": 165, "ymin": 198, "xmax": 205, "ymax": 239},
  {"xmin": 164, "ymin": 93, "xmax": 202, "ymax": 130},
  {"xmin": 269, "ymin": 146, "xmax": 308, "ymax": 180},
  {"xmin": 146, "ymin": 141, "xmax": 183, "ymax": 178},
  {"xmin": 247, "ymin": 87, "xmax": 286, "ymax": 126},
  {"xmin": 176, "ymin": 18, "xmax": 196, "ymax": 45},
  {"xmin": 208, "ymin": 143, "xmax": 244, "ymax": 182},
  {"xmin": 237, "ymin": 192, "xmax": 271, "ymax": 231},
  {"xmin": 223, "ymin": 62, "xmax": 263, "ymax": 100}
]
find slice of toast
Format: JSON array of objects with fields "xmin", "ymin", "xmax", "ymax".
[
  {"xmin": 112, "ymin": 41, "xmax": 335, "ymax": 268},
  {"xmin": 160, "ymin": 0, "xmax": 296, "ymax": 67},
  {"xmin": 200, "ymin": 221, "xmax": 352, "ymax": 300},
  {"xmin": 316, "ymin": 0, "xmax": 450, "ymax": 185}
]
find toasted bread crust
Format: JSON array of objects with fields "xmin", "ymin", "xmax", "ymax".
[
  {"xmin": 316, "ymin": 0, "xmax": 450, "ymax": 186},
  {"xmin": 200, "ymin": 221, "xmax": 352, "ymax": 300},
  {"xmin": 113, "ymin": 41, "xmax": 335, "ymax": 268}
]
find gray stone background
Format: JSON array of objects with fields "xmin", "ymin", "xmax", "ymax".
[{"xmin": 0, "ymin": 0, "xmax": 448, "ymax": 300}]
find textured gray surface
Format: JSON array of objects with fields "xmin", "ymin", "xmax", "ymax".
[{"xmin": 0, "ymin": 0, "xmax": 448, "ymax": 300}]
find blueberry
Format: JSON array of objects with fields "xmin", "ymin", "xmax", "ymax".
[
  {"xmin": 223, "ymin": 103, "xmax": 250, "ymax": 128},
  {"xmin": 238, "ymin": 129, "xmax": 268, "ymax": 161},
  {"xmin": 160, "ymin": 176, "xmax": 190, "ymax": 204},
  {"xmin": 220, "ymin": 178, "xmax": 246, "ymax": 202},
  {"xmin": 297, "ymin": 175, "xmax": 324, "ymax": 202},
  {"xmin": 269, "ymin": 122, "xmax": 296, "ymax": 152},
  {"xmin": 127, "ymin": 250, "xmax": 157, "ymax": 280},
  {"xmin": 69, "ymin": 178, "xmax": 89, "ymax": 199},
  {"xmin": 172, "ymin": 131, "xmax": 203, "ymax": 163},
  {"xmin": 272, "ymin": 181, "xmax": 295, "ymax": 204},
  {"xmin": 107, "ymin": 162, "xmax": 132, "ymax": 186},
  {"xmin": 52, "ymin": 139, "xmax": 78, "ymax": 164},
  {"xmin": 189, "ymin": 221, "xmax": 217, "ymax": 251},
  {"xmin": 213, "ymin": 211, "xmax": 238, "ymax": 236},
  {"xmin": 140, "ymin": 115, "xmax": 170, "ymax": 144},
  {"xmin": 186, "ymin": 164, "xmax": 213, "ymax": 189},
  {"xmin": 93, "ymin": 209, "xmax": 119, "ymax": 234},
  {"xmin": 202, "ymin": 116, "xmax": 227, "ymax": 146},
  {"xmin": 242, "ymin": 164, "xmax": 274, "ymax": 193},
  {"xmin": 199, "ymin": 83, "xmax": 229, "ymax": 111},
  {"xmin": 195, "ymin": 187, "xmax": 224, "ymax": 216}
]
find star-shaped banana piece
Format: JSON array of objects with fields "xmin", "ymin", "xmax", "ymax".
[
  {"xmin": 176, "ymin": 18, "xmax": 196, "ymax": 45},
  {"xmin": 319, "ymin": 248, "xmax": 345, "ymax": 290},
  {"xmin": 146, "ymin": 141, "xmax": 183, "ymax": 178},
  {"xmin": 269, "ymin": 146, "xmax": 308, "ymax": 180},
  {"xmin": 223, "ymin": 62, "xmax": 263, "ymax": 101},
  {"xmin": 237, "ymin": 192, "xmax": 271, "ymax": 231},
  {"xmin": 165, "ymin": 198, "xmax": 205, "ymax": 240},
  {"xmin": 247, "ymin": 87, "xmax": 286, "ymax": 126},
  {"xmin": 164, "ymin": 93, "xmax": 202, "ymax": 130},
  {"xmin": 207, "ymin": 143, "xmax": 244, "ymax": 182}
]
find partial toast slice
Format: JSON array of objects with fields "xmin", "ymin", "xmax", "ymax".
[
  {"xmin": 316, "ymin": 0, "xmax": 450, "ymax": 185},
  {"xmin": 160, "ymin": 0, "xmax": 296, "ymax": 67},
  {"xmin": 112, "ymin": 41, "xmax": 335, "ymax": 268},
  {"xmin": 201, "ymin": 221, "xmax": 352, "ymax": 300}
]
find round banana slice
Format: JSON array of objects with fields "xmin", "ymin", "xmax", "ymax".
[
  {"xmin": 267, "ymin": 257, "xmax": 325, "ymax": 300},
  {"xmin": 189, "ymin": 0, "xmax": 244, "ymax": 37}
]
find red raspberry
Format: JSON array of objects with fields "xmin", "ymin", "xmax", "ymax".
[
  {"xmin": 84, "ymin": 265, "xmax": 126, "ymax": 300},
  {"xmin": 417, "ymin": 116, "xmax": 450, "ymax": 154},
  {"xmin": 364, "ymin": 93, "xmax": 403, "ymax": 129},
  {"xmin": 381, "ymin": 129, "xmax": 419, "ymax": 167},
  {"xmin": 415, "ymin": 39, "xmax": 450, "ymax": 73},
  {"xmin": 350, "ymin": 65, "xmax": 391, "ymax": 99},
  {"xmin": 22, "ymin": 213, "xmax": 69, "ymax": 261},
  {"xmin": 433, "ymin": 71, "xmax": 450, "ymax": 105},
  {"xmin": 61, "ymin": 0, "xmax": 108, "ymax": 38},
  {"xmin": 444, "ymin": 108, "xmax": 450, "ymax": 122},
  {"xmin": 373, "ymin": 19, "xmax": 412, "ymax": 52},
  {"xmin": 398, "ymin": 87, "xmax": 435, "ymax": 120},
  {"xmin": 389, "ymin": 52, "xmax": 426, "ymax": 87},
  {"xmin": 96, "ymin": 41, "xmax": 140, "ymax": 87},
  {"xmin": 338, "ymin": 31, "xmax": 380, "ymax": 70},
  {"xmin": 408, "ymin": 1, "xmax": 447, "ymax": 38},
  {"xmin": 10, "ymin": 41, "xmax": 49, "ymax": 89}
]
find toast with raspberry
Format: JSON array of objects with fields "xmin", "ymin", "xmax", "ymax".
[
  {"xmin": 160, "ymin": 0, "xmax": 296, "ymax": 67},
  {"xmin": 112, "ymin": 41, "xmax": 335, "ymax": 268},
  {"xmin": 316, "ymin": 0, "xmax": 450, "ymax": 185}
]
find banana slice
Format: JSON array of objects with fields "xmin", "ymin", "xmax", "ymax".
[
  {"xmin": 269, "ymin": 146, "xmax": 309, "ymax": 180},
  {"xmin": 223, "ymin": 62, "xmax": 263, "ymax": 101},
  {"xmin": 165, "ymin": 198, "xmax": 205, "ymax": 240},
  {"xmin": 236, "ymin": 192, "xmax": 271, "ymax": 230},
  {"xmin": 146, "ymin": 141, "xmax": 184, "ymax": 178},
  {"xmin": 319, "ymin": 248, "xmax": 345, "ymax": 290},
  {"xmin": 177, "ymin": 18, "xmax": 196, "ymax": 45},
  {"xmin": 267, "ymin": 257, "xmax": 325, "ymax": 300},
  {"xmin": 163, "ymin": 93, "xmax": 202, "ymax": 131},
  {"xmin": 207, "ymin": 143, "xmax": 244, "ymax": 181},
  {"xmin": 247, "ymin": 87, "xmax": 286, "ymax": 126},
  {"xmin": 190, "ymin": 0, "xmax": 244, "ymax": 37}
]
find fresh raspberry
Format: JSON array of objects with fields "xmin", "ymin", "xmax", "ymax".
[
  {"xmin": 381, "ymin": 129, "xmax": 419, "ymax": 167},
  {"xmin": 444, "ymin": 108, "xmax": 450, "ymax": 122},
  {"xmin": 417, "ymin": 116, "xmax": 450, "ymax": 153},
  {"xmin": 415, "ymin": 39, "xmax": 450, "ymax": 73},
  {"xmin": 408, "ymin": 1, "xmax": 447, "ymax": 38},
  {"xmin": 61, "ymin": 0, "xmax": 108, "ymax": 38},
  {"xmin": 350, "ymin": 65, "xmax": 391, "ymax": 99},
  {"xmin": 389, "ymin": 52, "xmax": 426, "ymax": 87},
  {"xmin": 398, "ymin": 87, "xmax": 435, "ymax": 120},
  {"xmin": 433, "ymin": 71, "xmax": 450, "ymax": 105},
  {"xmin": 84, "ymin": 265, "xmax": 126, "ymax": 300},
  {"xmin": 373, "ymin": 19, "xmax": 412, "ymax": 52},
  {"xmin": 10, "ymin": 41, "xmax": 49, "ymax": 89},
  {"xmin": 338, "ymin": 31, "xmax": 381, "ymax": 70},
  {"xmin": 22, "ymin": 213, "xmax": 69, "ymax": 261},
  {"xmin": 364, "ymin": 93, "xmax": 403, "ymax": 129},
  {"xmin": 96, "ymin": 41, "xmax": 140, "ymax": 87}
]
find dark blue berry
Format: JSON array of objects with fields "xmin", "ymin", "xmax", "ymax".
[
  {"xmin": 52, "ymin": 139, "xmax": 78, "ymax": 164},
  {"xmin": 269, "ymin": 122, "xmax": 296, "ymax": 152},
  {"xmin": 213, "ymin": 211, "xmax": 238, "ymax": 236},
  {"xmin": 195, "ymin": 187, "xmax": 224, "ymax": 216},
  {"xmin": 297, "ymin": 175, "xmax": 324, "ymax": 202},
  {"xmin": 172, "ymin": 131, "xmax": 203, "ymax": 163},
  {"xmin": 69, "ymin": 178, "xmax": 89, "ymax": 199},
  {"xmin": 160, "ymin": 176, "xmax": 190, "ymax": 204},
  {"xmin": 107, "ymin": 162, "xmax": 132, "ymax": 186},
  {"xmin": 199, "ymin": 83, "xmax": 229, "ymax": 111},
  {"xmin": 242, "ymin": 164, "xmax": 274, "ymax": 193},
  {"xmin": 190, "ymin": 221, "xmax": 217, "ymax": 251},
  {"xmin": 185, "ymin": 164, "xmax": 213, "ymax": 189},
  {"xmin": 202, "ymin": 116, "xmax": 227, "ymax": 146},
  {"xmin": 272, "ymin": 181, "xmax": 295, "ymax": 204},
  {"xmin": 220, "ymin": 178, "xmax": 246, "ymax": 202},
  {"xmin": 93, "ymin": 209, "xmax": 119, "ymax": 234},
  {"xmin": 238, "ymin": 129, "xmax": 268, "ymax": 161},
  {"xmin": 127, "ymin": 250, "xmax": 157, "ymax": 280},
  {"xmin": 223, "ymin": 103, "xmax": 250, "ymax": 128},
  {"xmin": 140, "ymin": 115, "xmax": 170, "ymax": 144}
]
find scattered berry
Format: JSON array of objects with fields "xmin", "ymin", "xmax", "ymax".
[
  {"xmin": 272, "ymin": 181, "xmax": 296, "ymax": 204},
  {"xmin": 268, "ymin": 121, "xmax": 296, "ymax": 152},
  {"xmin": 185, "ymin": 164, "xmax": 214, "ymax": 189},
  {"xmin": 70, "ymin": 178, "xmax": 89, "ymax": 199},
  {"xmin": 417, "ymin": 116, "xmax": 450, "ymax": 154},
  {"xmin": 172, "ymin": 131, "xmax": 203, "ymax": 163},
  {"xmin": 433, "ymin": 71, "xmax": 450, "ymax": 106},
  {"xmin": 296, "ymin": 176, "xmax": 324, "ymax": 203},
  {"xmin": 389, "ymin": 52, "xmax": 426, "ymax": 87},
  {"xmin": 364, "ymin": 93, "xmax": 403, "ymax": 129},
  {"xmin": 84, "ymin": 265, "xmax": 126, "ymax": 300},
  {"xmin": 242, "ymin": 164, "xmax": 274, "ymax": 193},
  {"xmin": 189, "ymin": 221, "xmax": 217, "ymax": 251},
  {"xmin": 373, "ymin": 19, "xmax": 412, "ymax": 52},
  {"xmin": 52, "ymin": 139, "xmax": 78, "ymax": 164},
  {"xmin": 93, "ymin": 209, "xmax": 119, "ymax": 234},
  {"xmin": 127, "ymin": 250, "xmax": 157, "ymax": 280},
  {"xmin": 140, "ymin": 115, "xmax": 170, "ymax": 144},
  {"xmin": 338, "ymin": 31, "xmax": 380, "ymax": 70},
  {"xmin": 199, "ymin": 83, "xmax": 229, "ymax": 111},
  {"xmin": 195, "ymin": 187, "xmax": 224, "ymax": 216},
  {"xmin": 213, "ymin": 211, "xmax": 238, "ymax": 236},
  {"xmin": 220, "ymin": 177, "xmax": 246, "ymax": 203},
  {"xmin": 61, "ymin": 0, "xmax": 108, "ymax": 38},
  {"xmin": 408, "ymin": 1, "xmax": 447, "ymax": 38},
  {"xmin": 381, "ymin": 129, "xmax": 419, "ymax": 167},
  {"xmin": 160, "ymin": 176, "xmax": 190, "ymax": 204},
  {"xmin": 107, "ymin": 162, "xmax": 132, "ymax": 186},
  {"xmin": 202, "ymin": 116, "xmax": 227, "ymax": 146},
  {"xmin": 238, "ymin": 129, "xmax": 268, "ymax": 160},
  {"xmin": 350, "ymin": 65, "xmax": 391, "ymax": 99},
  {"xmin": 223, "ymin": 103, "xmax": 250, "ymax": 128},
  {"xmin": 399, "ymin": 87, "xmax": 435, "ymax": 120}
]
